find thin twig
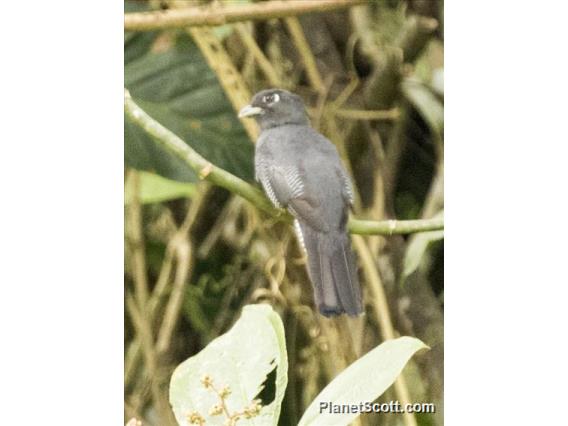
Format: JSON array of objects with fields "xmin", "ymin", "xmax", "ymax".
[
  {"xmin": 126, "ymin": 295, "xmax": 176, "ymax": 425},
  {"xmin": 197, "ymin": 195, "xmax": 239, "ymax": 258},
  {"xmin": 333, "ymin": 107, "xmax": 400, "ymax": 121},
  {"xmin": 352, "ymin": 236, "xmax": 394, "ymax": 339},
  {"xmin": 156, "ymin": 238, "xmax": 191, "ymax": 354},
  {"xmin": 235, "ymin": 23, "xmax": 282, "ymax": 87},
  {"xmin": 127, "ymin": 171, "xmax": 150, "ymax": 312},
  {"xmin": 124, "ymin": 90, "xmax": 444, "ymax": 236},
  {"xmin": 155, "ymin": 188, "xmax": 204, "ymax": 354},
  {"xmin": 125, "ymin": 0, "xmax": 367, "ymax": 31},
  {"xmin": 330, "ymin": 77, "xmax": 360, "ymax": 110},
  {"xmin": 284, "ymin": 17, "xmax": 325, "ymax": 93}
]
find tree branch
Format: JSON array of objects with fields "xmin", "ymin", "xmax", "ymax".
[
  {"xmin": 124, "ymin": 0, "xmax": 367, "ymax": 31},
  {"xmin": 124, "ymin": 90, "xmax": 443, "ymax": 236}
]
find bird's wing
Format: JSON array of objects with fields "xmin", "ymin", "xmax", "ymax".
[
  {"xmin": 256, "ymin": 155, "xmax": 285, "ymax": 208},
  {"xmin": 258, "ymin": 163, "xmax": 329, "ymax": 232},
  {"xmin": 336, "ymin": 167, "xmax": 354, "ymax": 206}
]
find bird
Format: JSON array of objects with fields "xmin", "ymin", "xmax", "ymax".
[{"xmin": 239, "ymin": 89, "xmax": 363, "ymax": 317}]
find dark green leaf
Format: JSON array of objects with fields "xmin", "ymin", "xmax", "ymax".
[{"xmin": 125, "ymin": 32, "xmax": 254, "ymax": 182}]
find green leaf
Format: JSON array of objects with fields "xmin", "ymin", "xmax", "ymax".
[
  {"xmin": 169, "ymin": 304, "xmax": 288, "ymax": 426},
  {"xmin": 402, "ymin": 211, "xmax": 444, "ymax": 281},
  {"xmin": 298, "ymin": 336, "xmax": 428, "ymax": 426},
  {"xmin": 125, "ymin": 171, "xmax": 196, "ymax": 204},
  {"xmin": 125, "ymin": 32, "xmax": 254, "ymax": 183}
]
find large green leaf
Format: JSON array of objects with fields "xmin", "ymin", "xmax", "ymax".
[
  {"xmin": 298, "ymin": 336, "xmax": 428, "ymax": 426},
  {"xmin": 169, "ymin": 304, "xmax": 288, "ymax": 426},
  {"xmin": 124, "ymin": 30, "xmax": 254, "ymax": 182}
]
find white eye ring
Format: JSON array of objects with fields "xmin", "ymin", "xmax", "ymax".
[{"xmin": 263, "ymin": 93, "xmax": 280, "ymax": 104}]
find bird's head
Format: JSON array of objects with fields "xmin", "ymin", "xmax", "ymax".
[{"xmin": 239, "ymin": 89, "xmax": 309, "ymax": 130}]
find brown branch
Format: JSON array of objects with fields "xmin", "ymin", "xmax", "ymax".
[{"xmin": 125, "ymin": 0, "xmax": 367, "ymax": 31}]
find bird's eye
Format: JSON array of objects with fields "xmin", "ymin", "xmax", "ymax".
[{"xmin": 263, "ymin": 93, "xmax": 280, "ymax": 104}]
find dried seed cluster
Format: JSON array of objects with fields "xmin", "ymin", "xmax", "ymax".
[{"xmin": 185, "ymin": 375, "xmax": 263, "ymax": 425}]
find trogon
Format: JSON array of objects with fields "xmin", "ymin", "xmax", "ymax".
[{"xmin": 239, "ymin": 89, "xmax": 363, "ymax": 317}]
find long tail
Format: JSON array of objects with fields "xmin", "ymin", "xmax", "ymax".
[{"xmin": 299, "ymin": 222, "xmax": 363, "ymax": 317}]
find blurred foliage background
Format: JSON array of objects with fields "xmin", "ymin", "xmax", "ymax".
[{"xmin": 124, "ymin": 0, "xmax": 444, "ymax": 425}]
